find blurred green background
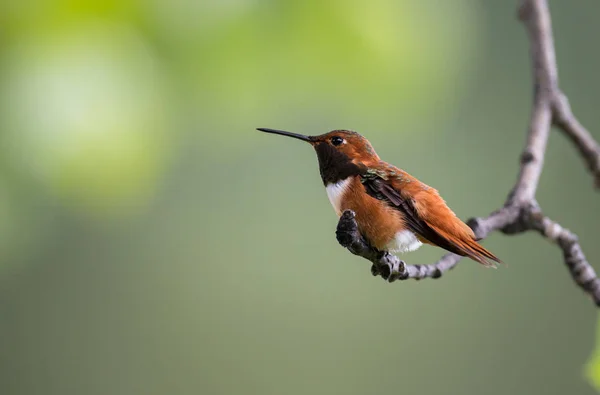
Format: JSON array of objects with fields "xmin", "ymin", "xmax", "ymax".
[{"xmin": 1, "ymin": 1, "xmax": 599, "ymax": 394}]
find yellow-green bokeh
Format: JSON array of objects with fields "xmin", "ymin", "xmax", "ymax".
[{"xmin": 0, "ymin": 1, "xmax": 599, "ymax": 395}]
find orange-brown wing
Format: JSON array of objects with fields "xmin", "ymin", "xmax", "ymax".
[{"xmin": 362, "ymin": 171, "xmax": 500, "ymax": 266}]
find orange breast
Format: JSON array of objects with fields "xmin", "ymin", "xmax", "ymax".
[{"xmin": 339, "ymin": 177, "xmax": 406, "ymax": 250}]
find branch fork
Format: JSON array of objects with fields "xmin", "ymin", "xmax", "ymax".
[{"xmin": 336, "ymin": 0, "xmax": 600, "ymax": 306}]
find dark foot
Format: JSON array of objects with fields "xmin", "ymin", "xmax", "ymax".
[
  {"xmin": 370, "ymin": 263, "xmax": 381, "ymax": 276},
  {"xmin": 335, "ymin": 209, "xmax": 406, "ymax": 281},
  {"xmin": 336, "ymin": 210, "xmax": 359, "ymax": 247}
]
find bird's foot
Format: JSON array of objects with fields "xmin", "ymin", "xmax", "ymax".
[
  {"xmin": 336, "ymin": 209, "xmax": 406, "ymax": 281},
  {"xmin": 336, "ymin": 210, "xmax": 359, "ymax": 248}
]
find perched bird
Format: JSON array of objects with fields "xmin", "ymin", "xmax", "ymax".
[{"xmin": 257, "ymin": 128, "xmax": 501, "ymax": 266}]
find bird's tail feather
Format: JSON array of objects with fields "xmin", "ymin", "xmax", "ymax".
[
  {"xmin": 462, "ymin": 239, "xmax": 502, "ymax": 267},
  {"xmin": 429, "ymin": 224, "xmax": 502, "ymax": 267}
]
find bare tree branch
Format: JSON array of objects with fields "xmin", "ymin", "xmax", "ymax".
[
  {"xmin": 335, "ymin": 0, "xmax": 600, "ymax": 306},
  {"xmin": 552, "ymin": 93, "xmax": 600, "ymax": 188},
  {"xmin": 526, "ymin": 208, "xmax": 600, "ymax": 305}
]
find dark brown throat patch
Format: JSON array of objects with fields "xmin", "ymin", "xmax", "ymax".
[{"xmin": 314, "ymin": 142, "xmax": 364, "ymax": 184}]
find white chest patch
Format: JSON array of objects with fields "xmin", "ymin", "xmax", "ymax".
[
  {"xmin": 325, "ymin": 178, "xmax": 351, "ymax": 216},
  {"xmin": 386, "ymin": 230, "xmax": 423, "ymax": 253}
]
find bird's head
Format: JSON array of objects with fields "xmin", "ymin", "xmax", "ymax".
[{"xmin": 256, "ymin": 128, "xmax": 380, "ymax": 167}]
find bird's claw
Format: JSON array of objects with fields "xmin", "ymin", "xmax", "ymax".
[
  {"xmin": 336, "ymin": 210, "xmax": 359, "ymax": 247},
  {"xmin": 370, "ymin": 263, "xmax": 381, "ymax": 276},
  {"xmin": 336, "ymin": 210, "xmax": 406, "ymax": 282}
]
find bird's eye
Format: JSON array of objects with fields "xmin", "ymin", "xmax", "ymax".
[{"xmin": 331, "ymin": 136, "xmax": 344, "ymax": 146}]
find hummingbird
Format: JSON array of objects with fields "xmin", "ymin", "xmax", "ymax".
[{"xmin": 256, "ymin": 128, "xmax": 501, "ymax": 267}]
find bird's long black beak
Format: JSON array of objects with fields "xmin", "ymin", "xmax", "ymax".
[{"xmin": 256, "ymin": 128, "xmax": 313, "ymax": 143}]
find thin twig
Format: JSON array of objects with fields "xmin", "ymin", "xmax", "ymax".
[
  {"xmin": 336, "ymin": 0, "xmax": 600, "ymax": 306},
  {"xmin": 552, "ymin": 93, "xmax": 600, "ymax": 188},
  {"xmin": 526, "ymin": 209, "xmax": 600, "ymax": 306}
]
